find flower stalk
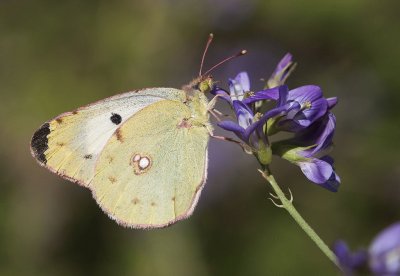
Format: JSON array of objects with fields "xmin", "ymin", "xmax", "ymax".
[
  {"xmin": 213, "ymin": 53, "xmax": 343, "ymax": 271},
  {"xmin": 259, "ymin": 168, "xmax": 342, "ymax": 270}
]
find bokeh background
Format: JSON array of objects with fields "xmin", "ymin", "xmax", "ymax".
[{"xmin": 1, "ymin": 0, "xmax": 400, "ymax": 275}]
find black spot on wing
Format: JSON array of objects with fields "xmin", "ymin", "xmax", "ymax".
[
  {"xmin": 110, "ymin": 113, "xmax": 122, "ymax": 125},
  {"xmin": 31, "ymin": 123, "xmax": 50, "ymax": 164},
  {"xmin": 84, "ymin": 154, "xmax": 92, "ymax": 159}
]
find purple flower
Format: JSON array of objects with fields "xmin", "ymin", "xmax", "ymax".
[
  {"xmin": 215, "ymin": 54, "xmax": 340, "ymax": 188},
  {"xmin": 218, "ymin": 98, "xmax": 287, "ymax": 149},
  {"xmin": 228, "ymin": 71, "xmax": 250, "ymax": 101},
  {"xmin": 267, "ymin": 53, "xmax": 296, "ymax": 88},
  {"xmin": 276, "ymin": 85, "xmax": 330, "ymax": 131},
  {"xmin": 213, "ymin": 71, "xmax": 283, "ymax": 104},
  {"xmin": 212, "ymin": 71, "xmax": 251, "ymax": 103},
  {"xmin": 333, "ymin": 240, "xmax": 368, "ymax": 275},
  {"xmin": 272, "ymin": 113, "xmax": 340, "ymax": 192},
  {"xmin": 369, "ymin": 222, "xmax": 400, "ymax": 275},
  {"xmin": 215, "ymin": 72, "xmax": 286, "ymax": 148},
  {"xmin": 333, "ymin": 222, "xmax": 400, "ymax": 275},
  {"xmin": 244, "ymin": 84, "xmax": 335, "ymax": 133}
]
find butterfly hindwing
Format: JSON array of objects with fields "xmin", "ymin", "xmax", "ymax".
[
  {"xmin": 91, "ymin": 100, "xmax": 209, "ymax": 228},
  {"xmin": 30, "ymin": 88, "xmax": 187, "ymax": 187}
]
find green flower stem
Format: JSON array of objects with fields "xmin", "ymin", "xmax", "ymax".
[{"xmin": 259, "ymin": 169, "xmax": 341, "ymax": 270}]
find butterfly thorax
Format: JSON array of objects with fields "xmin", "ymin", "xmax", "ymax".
[{"xmin": 181, "ymin": 77, "xmax": 212, "ymax": 130}]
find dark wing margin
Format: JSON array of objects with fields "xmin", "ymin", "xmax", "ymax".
[{"xmin": 31, "ymin": 123, "xmax": 50, "ymax": 164}]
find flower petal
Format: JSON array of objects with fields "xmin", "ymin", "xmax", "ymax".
[
  {"xmin": 211, "ymin": 87, "xmax": 231, "ymax": 102},
  {"xmin": 310, "ymin": 113, "xmax": 336, "ymax": 154},
  {"xmin": 235, "ymin": 72, "xmax": 250, "ymax": 91},
  {"xmin": 243, "ymin": 105, "xmax": 288, "ymax": 141},
  {"xmin": 287, "ymin": 85, "xmax": 323, "ymax": 103},
  {"xmin": 277, "ymin": 85, "xmax": 289, "ymax": 107},
  {"xmin": 369, "ymin": 222, "xmax": 400, "ymax": 275},
  {"xmin": 333, "ymin": 240, "xmax": 368, "ymax": 273},
  {"xmin": 334, "ymin": 240, "xmax": 350, "ymax": 261},
  {"xmin": 274, "ymin": 53, "xmax": 293, "ymax": 76},
  {"xmin": 296, "ymin": 97, "xmax": 328, "ymax": 126},
  {"xmin": 243, "ymin": 86, "xmax": 283, "ymax": 104},
  {"xmin": 229, "ymin": 72, "xmax": 250, "ymax": 101},
  {"xmin": 370, "ymin": 223, "xmax": 400, "ymax": 255},
  {"xmin": 268, "ymin": 53, "xmax": 295, "ymax": 87},
  {"xmin": 327, "ymin": 97, "xmax": 338, "ymax": 109},
  {"xmin": 285, "ymin": 101, "xmax": 302, "ymax": 119},
  {"xmin": 303, "ymin": 156, "xmax": 340, "ymax": 192},
  {"xmin": 298, "ymin": 158, "xmax": 333, "ymax": 184},
  {"xmin": 274, "ymin": 86, "xmax": 328, "ymax": 131},
  {"xmin": 232, "ymin": 100, "xmax": 254, "ymax": 129},
  {"xmin": 217, "ymin": 121, "xmax": 245, "ymax": 140},
  {"xmin": 295, "ymin": 113, "xmax": 336, "ymax": 155},
  {"xmin": 320, "ymin": 170, "xmax": 340, "ymax": 192}
]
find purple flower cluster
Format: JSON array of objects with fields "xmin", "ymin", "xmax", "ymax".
[
  {"xmin": 213, "ymin": 53, "xmax": 340, "ymax": 191},
  {"xmin": 334, "ymin": 222, "xmax": 400, "ymax": 275}
]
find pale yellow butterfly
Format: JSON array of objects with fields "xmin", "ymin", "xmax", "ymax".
[{"xmin": 30, "ymin": 34, "xmax": 246, "ymax": 228}]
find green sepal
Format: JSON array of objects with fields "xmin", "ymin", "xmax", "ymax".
[
  {"xmin": 257, "ymin": 140, "xmax": 272, "ymax": 165},
  {"xmin": 265, "ymin": 115, "xmax": 283, "ymax": 136},
  {"xmin": 271, "ymin": 141, "xmax": 315, "ymax": 163}
]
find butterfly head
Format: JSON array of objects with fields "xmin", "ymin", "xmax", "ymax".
[
  {"xmin": 198, "ymin": 76, "xmax": 214, "ymax": 93},
  {"xmin": 187, "ymin": 33, "xmax": 246, "ymax": 95},
  {"xmin": 186, "ymin": 75, "xmax": 214, "ymax": 94}
]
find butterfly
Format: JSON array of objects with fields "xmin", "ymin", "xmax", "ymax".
[{"xmin": 30, "ymin": 34, "xmax": 246, "ymax": 228}]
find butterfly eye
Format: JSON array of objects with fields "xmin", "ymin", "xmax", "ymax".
[
  {"xmin": 131, "ymin": 153, "xmax": 152, "ymax": 175},
  {"xmin": 198, "ymin": 78, "xmax": 214, "ymax": 94}
]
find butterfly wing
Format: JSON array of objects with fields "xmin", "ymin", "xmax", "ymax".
[
  {"xmin": 30, "ymin": 88, "xmax": 187, "ymax": 187},
  {"xmin": 91, "ymin": 99, "xmax": 209, "ymax": 228}
]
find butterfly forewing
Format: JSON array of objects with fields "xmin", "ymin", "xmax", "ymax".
[{"xmin": 30, "ymin": 88, "xmax": 186, "ymax": 187}]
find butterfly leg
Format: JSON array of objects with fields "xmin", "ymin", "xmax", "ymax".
[
  {"xmin": 207, "ymin": 94, "xmax": 223, "ymax": 110},
  {"xmin": 208, "ymin": 109, "xmax": 223, "ymax": 122},
  {"xmin": 210, "ymin": 134, "xmax": 241, "ymax": 144},
  {"xmin": 207, "ymin": 95, "xmax": 232, "ymax": 122},
  {"xmin": 206, "ymin": 127, "xmax": 248, "ymax": 151},
  {"xmin": 211, "ymin": 108, "xmax": 233, "ymax": 119},
  {"xmin": 207, "ymin": 95, "xmax": 223, "ymax": 122}
]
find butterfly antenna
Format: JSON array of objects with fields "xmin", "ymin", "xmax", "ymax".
[
  {"xmin": 203, "ymin": 49, "xmax": 247, "ymax": 77},
  {"xmin": 199, "ymin": 33, "xmax": 214, "ymax": 77}
]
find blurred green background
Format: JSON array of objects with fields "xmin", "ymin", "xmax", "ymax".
[{"xmin": 1, "ymin": 0, "xmax": 400, "ymax": 275}]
